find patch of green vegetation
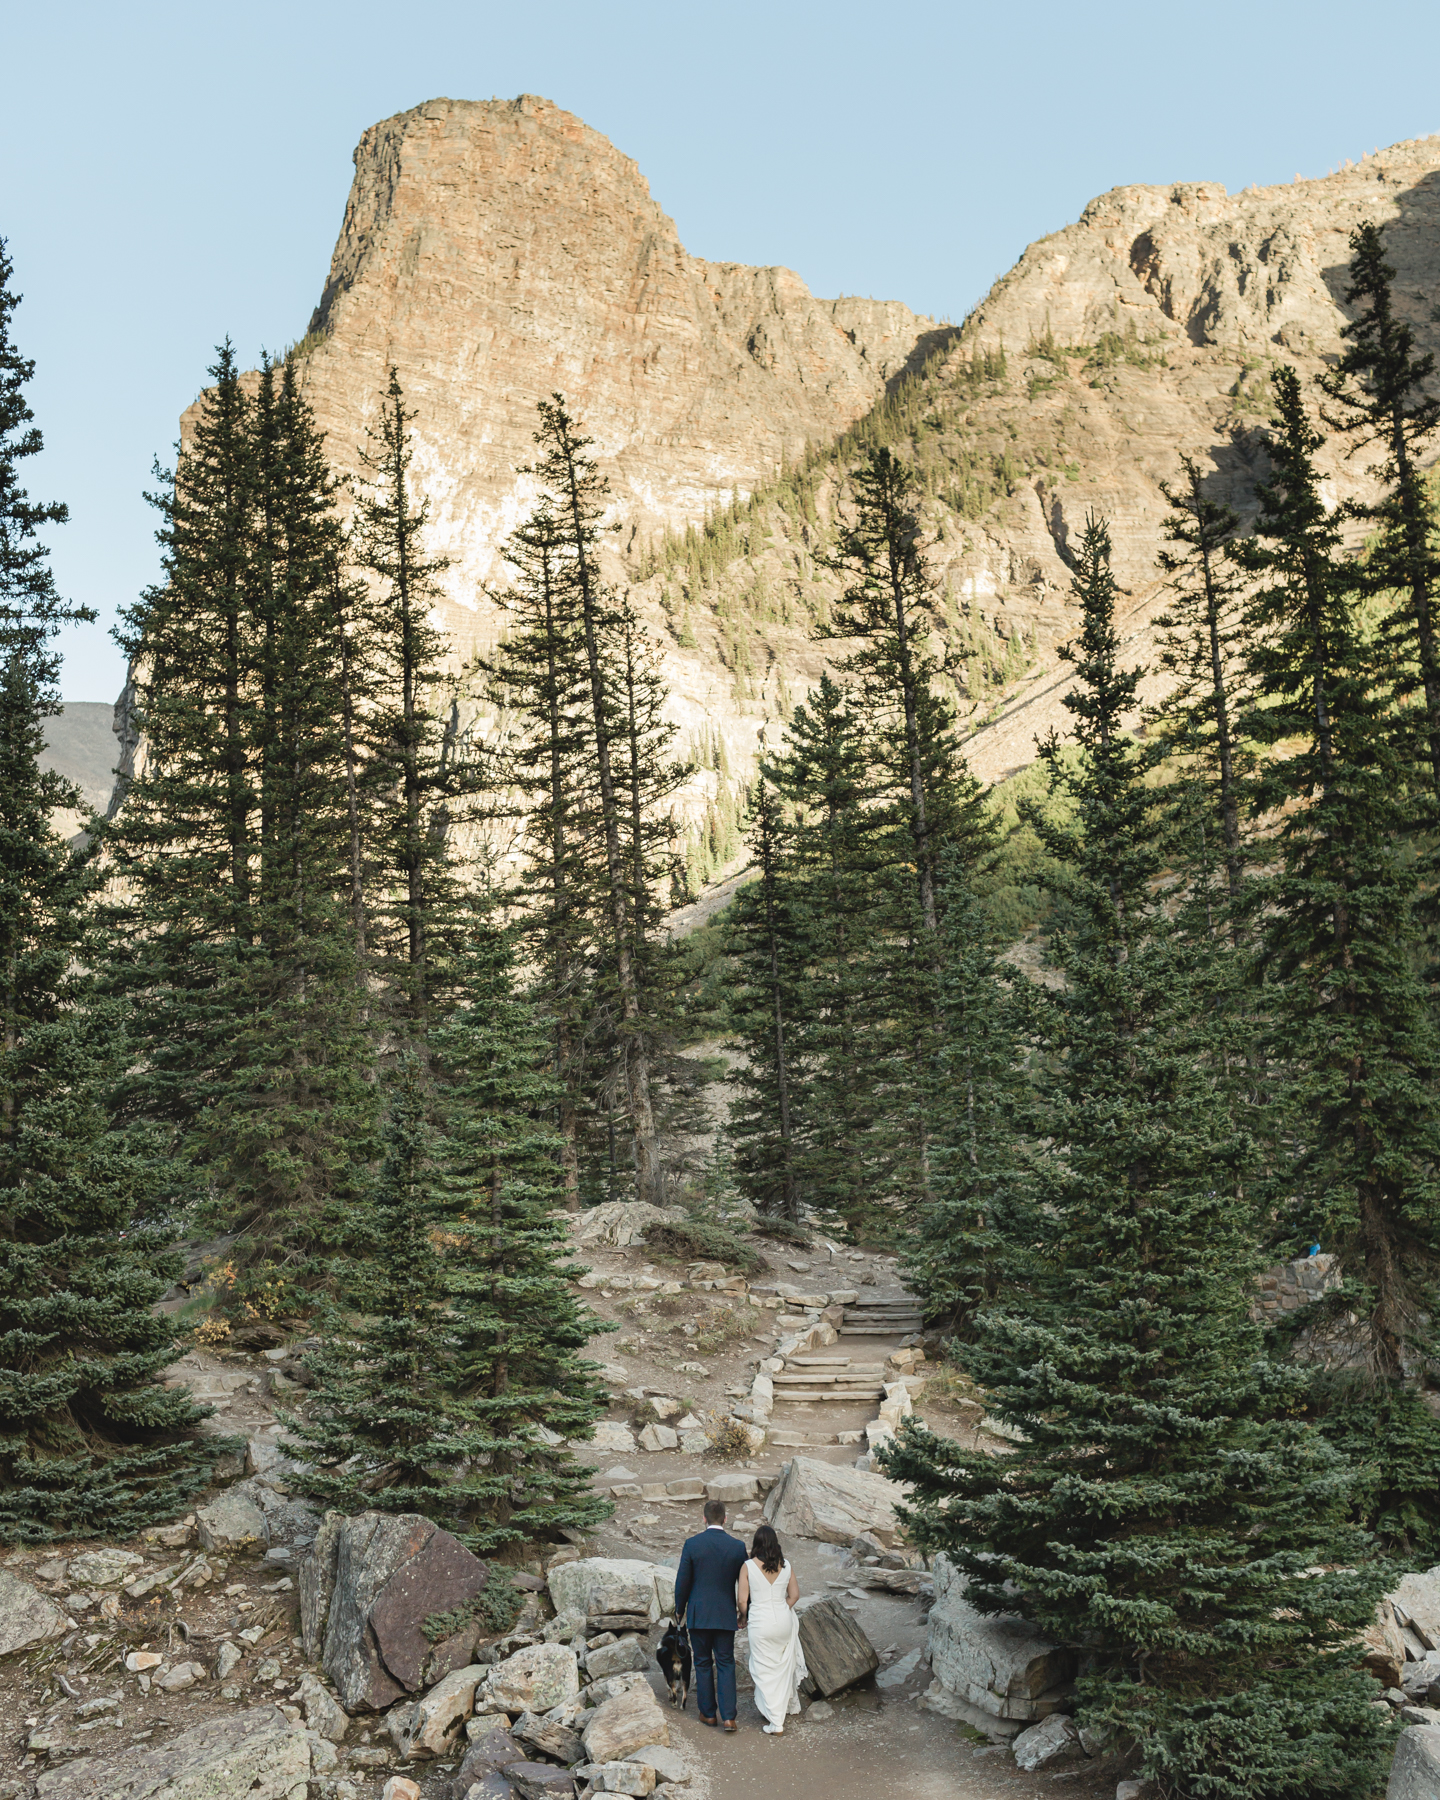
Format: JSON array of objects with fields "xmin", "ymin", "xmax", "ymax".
[
  {"xmin": 423, "ymin": 1566, "xmax": 523, "ymax": 1642},
  {"xmin": 643, "ymin": 1216, "xmax": 765, "ymax": 1274}
]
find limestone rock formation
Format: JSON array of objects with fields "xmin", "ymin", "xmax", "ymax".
[
  {"xmin": 270, "ymin": 94, "xmax": 932, "ymax": 656},
  {"xmin": 171, "ymin": 114, "xmax": 1440, "ymax": 835}
]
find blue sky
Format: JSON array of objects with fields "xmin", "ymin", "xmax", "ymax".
[{"xmin": 7, "ymin": 0, "xmax": 1439, "ymax": 700}]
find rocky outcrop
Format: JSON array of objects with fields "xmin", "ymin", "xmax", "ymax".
[
  {"xmin": 33, "ymin": 1706, "xmax": 313, "ymax": 1800},
  {"xmin": 302, "ymin": 1509, "xmax": 492, "ymax": 1711},
  {"xmin": 924, "ymin": 1553, "xmax": 1073, "ymax": 1723},
  {"xmin": 762, "ymin": 1455, "xmax": 906, "ymax": 1545},
  {"xmin": 0, "ymin": 1569, "xmax": 68, "ymax": 1657},
  {"xmin": 1389, "ymin": 1724, "xmax": 1440, "ymax": 1800}
]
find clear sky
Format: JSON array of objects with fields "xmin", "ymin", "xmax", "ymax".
[{"xmin": 7, "ymin": 0, "xmax": 1439, "ymax": 701}]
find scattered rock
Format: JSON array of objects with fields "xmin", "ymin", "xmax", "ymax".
[
  {"xmin": 1012, "ymin": 1713, "xmax": 1081, "ymax": 1771},
  {"xmin": 637, "ymin": 1424, "xmax": 678, "ymax": 1453},
  {"xmin": 589, "ymin": 1423, "xmax": 639, "ymax": 1454},
  {"xmin": 703, "ymin": 1474, "xmax": 758, "ymax": 1505},
  {"xmin": 0, "ymin": 1569, "xmax": 67, "ymax": 1657},
  {"xmin": 548, "ymin": 1558, "xmax": 675, "ymax": 1624},
  {"xmin": 452, "ymin": 1727, "xmax": 525, "ymax": 1798},
  {"xmin": 485, "ymin": 1643, "xmax": 581, "ymax": 1715},
  {"xmin": 1389, "ymin": 1724, "xmax": 1440, "ymax": 1800},
  {"xmin": 591, "ymin": 1763, "xmax": 653, "ymax": 1795},
  {"xmin": 583, "ymin": 1684, "xmax": 670, "ymax": 1763},
  {"xmin": 383, "ymin": 1780, "xmax": 422, "ymax": 1800},
  {"xmin": 370, "ymin": 1526, "xmax": 491, "ymax": 1690},
  {"xmin": 33, "ymin": 1705, "xmax": 310, "ymax": 1800},
  {"xmin": 397, "ymin": 1664, "xmax": 490, "ymax": 1757},
  {"xmin": 505, "ymin": 1763, "xmax": 577, "ymax": 1800},
  {"xmin": 196, "ymin": 1488, "xmax": 269, "ymax": 1555},
  {"xmin": 66, "ymin": 1549, "xmax": 142, "ymax": 1588},
  {"xmin": 124, "ymin": 1651, "xmax": 164, "ymax": 1672},
  {"xmin": 762, "ymin": 1456, "xmax": 905, "ymax": 1546},
  {"xmin": 155, "ymin": 1659, "xmax": 205, "ymax": 1691},
  {"xmin": 648, "ymin": 1398, "xmax": 681, "ymax": 1421},
  {"xmin": 513, "ymin": 1712, "xmax": 586, "ymax": 1764},
  {"xmin": 1360, "ymin": 1602, "xmax": 1409, "ymax": 1689},
  {"xmin": 296, "ymin": 1671, "xmax": 349, "ymax": 1741},
  {"xmin": 624, "ymin": 1746, "xmax": 687, "ymax": 1784},
  {"xmin": 679, "ymin": 1432, "xmax": 711, "ymax": 1455},
  {"xmin": 796, "ymin": 1597, "xmax": 879, "ymax": 1696},
  {"xmin": 586, "ymin": 1640, "xmax": 649, "ymax": 1679},
  {"xmin": 925, "ymin": 1554, "xmax": 1073, "ymax": 1722}
]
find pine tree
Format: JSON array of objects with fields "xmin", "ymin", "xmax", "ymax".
[
  {"xmin": 1319, "ymin": 221, "xmax": 1440, "ymax": 798},
  {"xmin": 1152, "ymin": 454, "xmax": 1252, "ymax": 924},
  {"xmin": 524, "ymin": 397, "xmax": 662, "ymax": 1203},
  {"xmin": 902, "ymin": 858, "xmax": 1028, "ymax": 1337},
  {"xmin": 288, "ymin": 931, "xmax": 612, "ymax": 1550},
  {"xmin": 723, "ymin": 784, "xmax": 806, "ymax": 1221},
  {"xmin": 817, "ymin": 448, "xmax": 992, "ymax": 1219},
  {"xmin": 483, "ymin": 497, "xmax": 600, "ymax": 1207},
  {"xmin": 759, "ymin": 675, "xmax": 886, "ymax": 1235},
  {"xmin": 105, "ymin": 352, "xmax": 377, "ymax": 1288},
  {"xmin": 1238, "ymin": 364, "xmax": 1440, "ymax": 1380},
  {"xmin": 884, "ymin": 517, "xmax": 1390, "ymax": 1800},
  {"xmin": 0, "ymin": 241, "xmax": 216, "ymax": 1539},
  {"xmin": 351, "ymin": 369, "xmax": 483, "ymax": 1041}
]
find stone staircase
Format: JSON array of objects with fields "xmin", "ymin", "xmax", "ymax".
[
  {"xmin": 771, "ymin": 1354, "xmax": 886, "ymax": 1404},
  {"xmin": 839, "ymin": 1292, "xmax": 924, "ymax": 1337}
]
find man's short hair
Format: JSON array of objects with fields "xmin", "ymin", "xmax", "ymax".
[{"xmin": 703, "ymin": 1499, "xmax": 726, "ymax": 1524}]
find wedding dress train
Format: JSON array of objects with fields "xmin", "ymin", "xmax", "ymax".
[{"xmin": 744, "ymin": 1558, "xmax": 807, "ymax": 1730}]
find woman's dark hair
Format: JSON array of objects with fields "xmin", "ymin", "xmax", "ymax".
[{"xmin": 751, "ymin": 1523, "xmax": 784, "ymax": 1575}]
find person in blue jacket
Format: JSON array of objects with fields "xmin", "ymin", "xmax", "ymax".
[{"xmin": 672, "ymin": 1498, "xmax": 749, "ymax": 1729}]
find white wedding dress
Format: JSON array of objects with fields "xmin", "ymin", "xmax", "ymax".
[{"xmin": 744, "ymin": 1558, "xmax": 808, "ymax": 1729}]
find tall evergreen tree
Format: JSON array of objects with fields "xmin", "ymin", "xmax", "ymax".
[
  {"xmin": 105, "ymin": 349, "xmax": 377, "ymax": 1287},
  {"xmin": 723, "ymin": 783, "xmax": 805, "ymax": 1221},
  {"xmin": 1319, "ymin": 221, "xmax": 1440, "ymax": 799},
  {"xmin": 288, "ymin": 930, "xmax": 611, "ymax": 1549},
  {"xmin": 759, "ymin": 675, "xmax": 886, "ymax": 1235},
  {"xmin": 885, "ymin": 517, "xmax": 1390, "ymax": 1800},
  {"xmin": 524, "ymin": 398, "xmax": 663, "ymax": 1203},
  {"xmin": 0, "ymin": 241, "xmax": 215, "ymax": 1538},
  {"xmin": 351, "ymin": 369, "xmax": 484, "ymax": 1041},
  {"xmin": 902, "ymin": 858, "xmax": 1028, "ymax": 1336},
  {"xmin": 1238, "ymin": 364, "xmax": 1440, "ymax": 1379},
  {"xmin": 1152, "ymin": 454, "xmax": 1252, "ymax": 926},
  {"xmin": 483, "ymin": 497, "xmax": 600, "ymax": 1207}
]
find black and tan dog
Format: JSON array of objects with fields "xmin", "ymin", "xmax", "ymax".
[{"xmin": 656, "ymin": 1618, "xmax": 692, "ymax": 1709}]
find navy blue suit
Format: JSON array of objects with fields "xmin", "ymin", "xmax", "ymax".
[{"xmin": 673, "ymin": 1525, "xmax": 748, "ymax": 1721}]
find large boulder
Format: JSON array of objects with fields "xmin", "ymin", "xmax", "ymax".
[
  {"xmin": 925, "ymin": 1554, "xmax": 1074, "ymax": 1722},
  {"xmin": 795, "ymin": 1597, "xmax": 878, "ymax": 1696},
  {"xmin": 1389, "ymin": 1724, "xmax": 1440, "ymax": 1800},
  {"xmin": 585, "ymin": 1639, "xmax": 650, "ymax": 1679},
  {"xmin": 1011, "ymin": 1713, "xmax": 1081, "ymax": 1771},
  {"xmin": 451, "ymin": 1729, "xmax": 524, "ymax": 1800},
  {"xmin": 1390, "ymin": 1570, "xmax": 1440, "ymax": 1655},
  {"xmin": 196, "ymin": 1487, "xmax": 269, "ymax": 1554},
  {"xmin": 484, "ymin": 1643, "xmax": 581, "ymax": 1714},
  {"xmin": 762, "ymin": 1456, "xmax": 906, "ymax": 1546},
  {"xmin": 548, "ymin": 1558, "xmax": 676, "ymax": 1624},
  {"xmin": 0, "ymin": 1570, "xmax": 67, "ymax": 1657},
  {"xmin": 34, "ymin": 1706, "xmax": 311, "ymax": 1799},
  {"xmin": 304, "ymin": 1510, "xmax": 491, "ymax": 1712},
  {"xmin": 394, "ymin": 1664, "xmax": 491, "ymax": 1758},
  {"xmin": 582, "ymin": 1685, "xmax": 670, "ymax": 1763}
]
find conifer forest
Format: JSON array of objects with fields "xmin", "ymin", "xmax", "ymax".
[{"xmin": 6, "ymin": 212, "xmax": 1440, "ymax": 1798}]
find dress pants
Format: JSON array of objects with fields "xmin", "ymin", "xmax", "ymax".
[{"xmin": 688, "ymin": 1626, "xmax": 737, "ymax": 1721}]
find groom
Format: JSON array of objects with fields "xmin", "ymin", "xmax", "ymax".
[{"xmin": 672, "ymin": 1498, "xmax": 748, "ymax": 1730}]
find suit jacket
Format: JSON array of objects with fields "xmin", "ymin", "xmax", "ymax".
[{"xmin": 673, "ymin": 1526, "xmax": 748, "ymax": 1631}]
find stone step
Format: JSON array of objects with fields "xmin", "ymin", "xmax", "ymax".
[
  {"xmin": 839, "ymin": 1326, "xmax": 920, "ymax": 1337},
  {"xmin": 773, "ymin": 1390, "xmax": 883, "ymax": 1403}
]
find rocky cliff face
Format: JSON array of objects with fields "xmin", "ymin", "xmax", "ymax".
[
  {"xmin": 289, "ymin": 93, "xmax": 935, "ymax": 623},
  {"xmin": 179, "ymin": 114, "xmax": 1440, "ymax": 845}
]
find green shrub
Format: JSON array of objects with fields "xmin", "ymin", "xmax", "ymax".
[{"xmin": 644, "ymin": 1218, "xmax": 764, "ymax": 1274}]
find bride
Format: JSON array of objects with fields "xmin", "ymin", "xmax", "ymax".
[{"xmin": 737, "ymin": 1524, "xmax": 808, "ymax": 1734}]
